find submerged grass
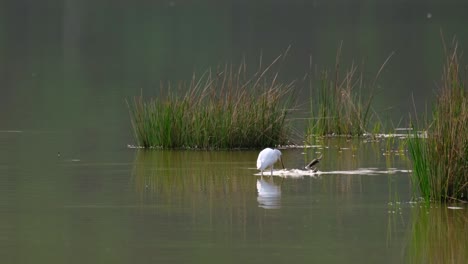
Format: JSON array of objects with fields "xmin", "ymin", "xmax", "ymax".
[
  {"xmin": 307, "ymin": 43, "xmax": 393, "ymax": 137},
  {"xmin": 409, "ymin": 39, "xmax": 468, "ymax": 202},
  {"xmin": 127, "ymin": 54, "xmax": 295, "ymax": 149}
]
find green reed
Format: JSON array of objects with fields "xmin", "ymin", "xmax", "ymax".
[
  {"xmin": 409, "ymin": 39, "xmax": 468, "ymax": 202},
  {"xmin": 307, "ymin": 43, "xmax": 393, "ymax": 137},
  {"xmin": 127, "ymin": 55, "xmax": 295, "ymax": 149}
]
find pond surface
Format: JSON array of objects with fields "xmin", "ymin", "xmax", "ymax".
[
  {"xmin": 1, "ymin": 132, "xmax": 466, "ymax": 263},
  {"xmin": 1, "ymin": 1, "xmax": 468, "ymax": 263}
]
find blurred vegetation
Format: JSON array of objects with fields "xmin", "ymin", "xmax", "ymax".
[
  {"xmin": 409, "ymin": 39, "xmax": 468, "ymax": 202},
  {"xmin": 306, "ymin": 43, "xmax": 393, "ymax": 137},
  {"xmin": 128, "ymin": 53, "xmax": 295, "ymax": 149}
]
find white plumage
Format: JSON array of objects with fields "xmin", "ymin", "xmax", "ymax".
[{"xmin": 256, "ymin": 148, "xmax": 285, "ymax": 176}]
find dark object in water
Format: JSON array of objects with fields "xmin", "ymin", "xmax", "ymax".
[{"xmin": 305, "ymin": 154, "xmax": 323, "ymax": 171}]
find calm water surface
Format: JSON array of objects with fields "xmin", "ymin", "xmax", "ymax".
[
  {"xmin": 1, "ymin": 131, "xmax": 466, "ymax": 263},
  {"xmin": 1, "ymin": 1, "xmax": 468, "ymax": 263}
]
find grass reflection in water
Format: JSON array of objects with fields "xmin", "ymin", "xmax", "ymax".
[{"xmin": 408, "ymin": 205, "xmax": 468, "ymax": 264}]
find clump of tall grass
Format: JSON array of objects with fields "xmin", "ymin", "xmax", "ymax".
[
  {"xmin": 127, "ymin": 55, "xmax": 295, "ymax": 149},
  {"xmin": 307, "ymin": 43, "xmax": 393, "ymax": 137},
  {"xmin": 409, "ymin": 39, "xmax": 468, "ymax": 202}
]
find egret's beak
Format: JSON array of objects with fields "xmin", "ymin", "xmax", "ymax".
[{"xmin": 280, "ymin": 157, "xmax": 285, "ymax": 170}]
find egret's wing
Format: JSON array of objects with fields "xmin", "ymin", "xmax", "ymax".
[
  {"xmin": 257, "ymin": 148, "xmax": 268, "ymax": 169},
  {"xmin": 256, "ymin": 156, "xmax": 263, "ymax": 170},
  {"xmin": 257, "ymin": 148, "xmax": 275, "ymax": 170}
]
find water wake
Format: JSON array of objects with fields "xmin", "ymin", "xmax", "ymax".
[{"xmin": 255, "ymin": 168, "xmax": 411, "ymax": 178}]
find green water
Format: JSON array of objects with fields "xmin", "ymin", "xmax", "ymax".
[
  {"xmin": 1, "ymin": 1, "xmax": 467, "ymax": 263},
  {"xmin": 1, "ymin": 132, "xmax": 467, "ymax": 263}
]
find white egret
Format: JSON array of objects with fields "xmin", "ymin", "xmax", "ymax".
[{"xmin": 256, "ymin": 148, "xmax": 285, "ymax": 176}]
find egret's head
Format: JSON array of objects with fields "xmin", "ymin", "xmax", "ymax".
[{"xmin": 273, "ymin": 149, "xmax": 282, "ymax": 156}]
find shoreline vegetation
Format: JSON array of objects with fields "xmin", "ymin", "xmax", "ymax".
[
  {"xmin": 306, "ymin": 43, "xmax": 394, "ymax": 137},
  {"xmin": 408, "ymin": 39, "xmax": 467, "ymax": 202},
  {"xmin": 127, "ymin": 40, "xmax": 467, "ymax": 202},
  {"xmin": 127, "ymin": 52, "xmax": 295, "ymax": 150}
]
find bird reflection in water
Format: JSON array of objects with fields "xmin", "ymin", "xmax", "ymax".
[{"xmin": 256, "ymin": 177, "xmax": 281, "ymax": 209}]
